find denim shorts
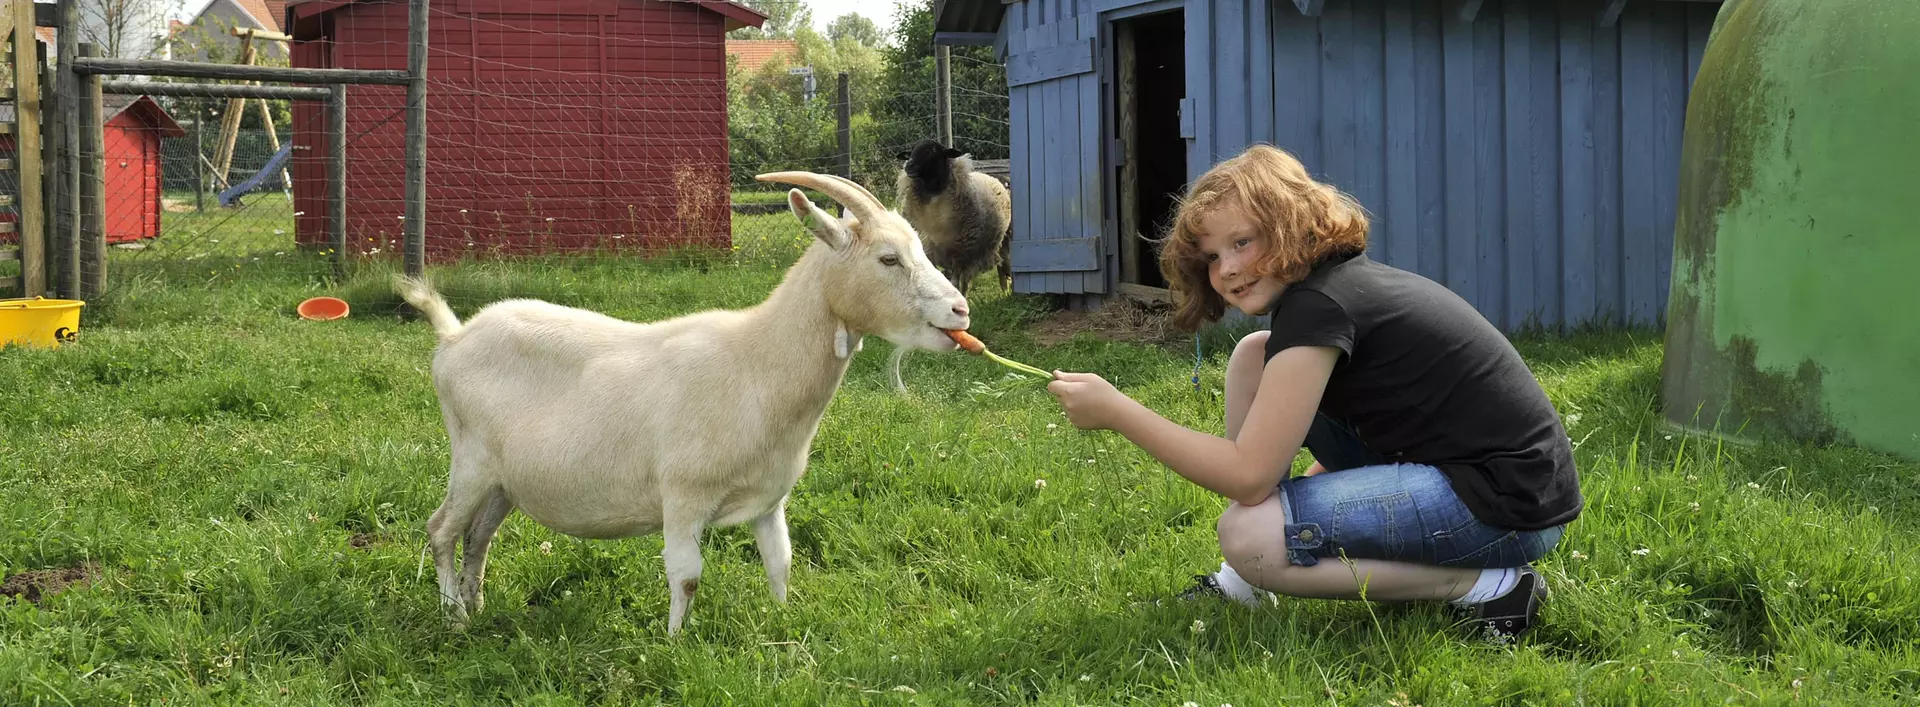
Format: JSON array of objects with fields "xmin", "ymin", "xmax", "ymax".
[{"xmin": 1272, "ymin": 414, "xmax": 1566, "ymax": 569}]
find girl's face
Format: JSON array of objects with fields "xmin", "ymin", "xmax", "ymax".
[{"xmin": 1197, "ymin": 206, "xmax": 1285, "ymax": 316}]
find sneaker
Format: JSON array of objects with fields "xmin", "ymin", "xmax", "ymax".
[
  {"xmin": 1463, "ymin": 565, "xmax": 1548, "ymax": 641},
  {"xmin": 1175, "ymin": 573, "xmax": 1227, "ymax": 602}
]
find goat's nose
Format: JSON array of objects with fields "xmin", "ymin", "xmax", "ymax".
[{"xmin": 951, "ymin": 301, "xmax": 970, "ymax": 317}]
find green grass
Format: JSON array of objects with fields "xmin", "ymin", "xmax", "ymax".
[{"xmin": 2, "ymin": 217, "xmax": 1918, "ymax": 705}]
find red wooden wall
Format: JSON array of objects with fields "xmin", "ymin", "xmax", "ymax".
[
  {"xmin": 103, "ymin": 115, "xmax": 163, "ymax": 244},
  {"xmin": 290, "ymin": 0, "xmax": 734, "ymax": 259}
]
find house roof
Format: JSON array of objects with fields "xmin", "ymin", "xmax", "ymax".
[
  {"xmin": 726, "ymin": 39, "xmax": 798, "ymax": 70},
  {"xmin": 287, "ymin": 0, "xmax": 766, "ymax": 35},
  {"xmin": 191, "ymin": 0, "xmax": 282, "ymax": 32},
  {"xmin": 0, "ymin": 95, "xmax": 186, "ymax": 138}
]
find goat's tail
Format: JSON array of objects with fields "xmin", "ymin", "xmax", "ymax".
[{"xmin": 392, "ymin": 274, "xmax": 462, "ymax": 339}]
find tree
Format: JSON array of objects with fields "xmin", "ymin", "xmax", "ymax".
[
  {"xmin": 76, "ymin": 0, "xmax": 181, "ymax": 59},
  {"xmin": 870, "ymin": 0, "xmax": 1009, "ymax": 170},
  {"xmin": 727, "ymin": 0, "xmax": 813, "ymax": 40},
  {"xmin": 825, "ymin": 13, "xmax": 882, "ymax": 47}
]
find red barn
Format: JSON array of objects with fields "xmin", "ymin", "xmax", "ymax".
[
  {"xmin": 285, "ymin": 0, "xmax": 766, "ymax": 259},
  {"xmin": 1, "ymin": 96, "xmax": 184, "ymax": 245}
]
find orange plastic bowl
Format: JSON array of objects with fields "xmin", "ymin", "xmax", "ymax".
[{"xmin": 297, "ymin": 296, "xmax": 350, "ymax": 321}]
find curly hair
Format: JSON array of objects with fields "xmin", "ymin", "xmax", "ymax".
[{"xmin": 1157, "ymin": 144, "xmax": 1370, "ymax": 332}]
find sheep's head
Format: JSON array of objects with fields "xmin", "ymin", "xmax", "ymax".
[
  {"xmin": 898, "ymin": 139, "xmax": 965, "ymax": 195},
  {"xmin": 755, "ymin": 171, "xmax": 971, "ymax": 353}
]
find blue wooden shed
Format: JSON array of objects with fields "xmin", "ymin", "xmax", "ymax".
[{"xmin": 934, "ymin": 0, "xmax": 1722, "ymax": 331}]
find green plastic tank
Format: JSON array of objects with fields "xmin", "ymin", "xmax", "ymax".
[{"xmin": 1662, "ymin": 0, "xmax": 1919, "ymax": 459}]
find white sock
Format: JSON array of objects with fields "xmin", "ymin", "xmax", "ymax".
[
  {"xmin": 1450, "ymin": 567, "xmax": 1520, "ymax": 605},
  {"xmin": 1211, "ymin": 562, "xmax": 1269, "ymax": 606}
]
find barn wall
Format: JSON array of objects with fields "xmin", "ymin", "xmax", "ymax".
[
  {"xmin": 290, "ymin": 0, "xmax": 734, "ymax": 258},
  {"xmin": 102, "ymin": 117, "xmax": 158, "ymax": 244},
  {"xmin": 1190, "ymin": 0, "xmax": 1716, "ymax": 330}
]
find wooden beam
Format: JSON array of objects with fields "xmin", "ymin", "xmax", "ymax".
[
  {"xmin": 230, "ymin": 26, "xmax": 292, "ymax": 43},
  {"xmin": 102, "ymin": 80, "xmax": 331, "ymax": 101},
  {"xmin": 1452, "ymin": 0, "xmax": 1485, "ymax": 22},
  {"xmin": 78, "ymin": 42, "xmax": 104, "ymax": 301},
  {"xmin": 1598, "ymin": 0, "xmax": 1628, "ymax": 27},
  {"xmin": 1294, "ymin": 0, "xmax": 1324, "ymax": 16},
  {"xmin": 71, "ymin": 57, "xmax": 412, "ymax": 85},
  {"xmin": 14, "ymin": 0, "xmax": 46, "ymax": 296},
  {"xmin": 1116, "ymin": 282, "xmax": 1171, "ymax": 305},
  {"xmin": 932, "ymin": 31, "xmax": 996, "ymax": 46}
]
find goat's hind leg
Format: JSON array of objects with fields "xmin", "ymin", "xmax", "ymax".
[
  {"xmin": 459, "ymin": 489, "xmax": 513, "ymax": 614},
  {"xmin": 427, "ymin": 462, "xmax": 493, "ymax": 625}
]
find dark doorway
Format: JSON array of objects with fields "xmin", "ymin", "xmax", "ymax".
[{"xmin": 1114, "ymin": 11, "xmax": 1186, "ymax": 292}]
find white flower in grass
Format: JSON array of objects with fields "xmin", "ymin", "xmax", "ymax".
[
  {"xmin": 1046, "ymin": 423, "xmax": 1058, "ymax": 430},
  {"xmin": 1033, "ymin": 479, "xmax": 1047, "ymax": 489},
  {"xmin": 1570, "ymin": 550, "xmax": 1588, "ymax": 560},
  {"xmin": 539, "ymin": 541, "xmax": 553, "ymax": 555},
  {"xmin": 1748, "ymin": 482, "xmax": 1762, "ymax": 490},
  {"xmin": 1632, "ymin": 547, "xmax": 1651, "ymax": 556},
  {"xmin": 1182, "ymin": 702, "xmax": 1199, "ymax": 707},
  {"xmin": 1689, "ymin": 502, "xmax": 1701, "ymax": 512},
  {"xmin": 1079, "ymin": 675, "xmax": 1091, "ymax": 682},
  {"xmin": 1190, "ymin": 619, "xmax": 1206, "ymax": 634}
]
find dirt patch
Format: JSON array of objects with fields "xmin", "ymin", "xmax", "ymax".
[
  {"xmin": 1, "ymin": 563, "xmax": 98, "ymax": 604},
  {"xmin": 348, "ymin": 533, "xmax": 380, "ymax": 550},
  {"xmin": 1027, "ymin": 297, "xmax": 1182, "ymax": 348}
]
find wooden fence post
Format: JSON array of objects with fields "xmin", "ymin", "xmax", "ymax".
[
  {"xmin": 935, "ymin": 45, "xmax": 952, "ymax": 147},
  {"xmin": 12, "ymin": 0, "xmax": 45, "ymax": 297},
  {"xmin": 402, "ymin": 0, "xmax": 426, "ymax": 278},
  {"xmin": 329, "ymin": 83, "xmax": 346, "ymax": 279},
  {"xmin": 54, "ymin": 0, "xmax": 76, "ymax": 299},
  {"xmin": 77, "ymin": 42, "xmax": 101, "ymax": 301}
]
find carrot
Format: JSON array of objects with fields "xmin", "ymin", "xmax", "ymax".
[{"xmin": 944, "ymin": 329, "xmax": 1053, "ymax": 380}]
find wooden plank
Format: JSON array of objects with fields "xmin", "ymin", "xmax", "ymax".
[
  {"xmin": 1620, "ymin": 7, "xmax": 1657, "ymax": 326},
  {"xmin": 1473, "ymin": 9, "xmax": 1504, "ymax": 326},
  {"xmin": 1503, "ymin": 0, "xmax": 1534, "ymax": 329},
  {"xmin": 1594, "ymin": 18, "xmax": 1623, "ymax": 323},
  {"xmin": 14, "ymin": 0, "xmax": 45, "ymax": 296},
  {"xmin": 1650, "ymin": 3, "xmax": 1686, "ymax": 324},
  {"xmin": 1187, "ymin": 0, "xmax": 1212, "ymax": 174},
  {"xmin": 1250, "ymin": 0, "xmax": 1273, "ymax": 145},
  {"xmin": 1043, "ymin": 21, "xmax": 1064, "ymax": 294},
  {"xmin": 1273, "ymin": 4, "xmax": 1321, "ymax": 169},
  {"xmin": 1006, "ymin": 37, "xmax": 1094, "ymax": 87},
  {"xmin": 1562, "ymin": 4, "xmax": 1597, "ymax": 327},
  {"xmin": 1352, "ymin": 0, "xmax": 1384, "ymax": 238},
  {"xmin": 1529, "ymin": 0, "xmax": 1561, "ymax": 328},
  {"xmin": 1011, "ymin": 236, "xmax": 1101, "ymax": 272},
  {"xmin": 1319, "ymin": 0, "xmax": 1352, "ymax": 191},
  {"xmin": 1414, "ymin": 0, "xmax": 1445, "ymax": 282},
  {"xmin": 1008, "ymin": 8, "xmax": 1034, "ymax": 294},
  {"xmin": 1442, "ymin": 7, "xmax": 1477, "ymax": 302},
  {"xmin": 1116, "ymin": 20, "xmax": 1138, "ymax": 287},
  {"xmin": 1116, "ymin": 282, "xmax": 1170, "ymax": 304},
  {"xmin": 1384, "ymin": 0, "xmax": 1416, "ymax": 270},
  {"xmin": 1216, "ymin": 0, "xmax": 1248, "ymax": 156},
  {"xmin": 1294, "ymin": 0, "xmax": 1324, "ymax": 16},
  {"xmin": 1077, "ymin": 12, "xmax": 1100, "ymax": 294}
]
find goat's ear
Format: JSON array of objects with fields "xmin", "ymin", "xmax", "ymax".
[
  {"xmin": 942, "ymin": 147, "xmax": 964, "ymax": 158},
  {"xmin": 788, "ymin": 188, "xmax": 850, "ymax": 250},
  {"xmin": 894, "ymin": 150, "xmax": 910, "ymax": 160}
]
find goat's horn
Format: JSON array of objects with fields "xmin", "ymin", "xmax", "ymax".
[{"xmin": 755, "ymin": 171, "xmax": 884, "ymax": 220}]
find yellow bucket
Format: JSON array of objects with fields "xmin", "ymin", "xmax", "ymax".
[{"xmin": 0, "ymin": 297, "xmax": 85, "ymax": 349}]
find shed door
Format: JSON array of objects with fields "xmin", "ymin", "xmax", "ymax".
[{"xmin": 1005, "ymin": 5, "xmax": 1105, "ymax": 295}]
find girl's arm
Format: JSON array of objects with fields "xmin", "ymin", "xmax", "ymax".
[{"xmin": 1050, "ymin": 345, "xmax": 1340, "ymax": 506}]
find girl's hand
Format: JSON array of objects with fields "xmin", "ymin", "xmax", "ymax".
[{"xmin": 1046, "ymin": 371, "xmax": 1130, "ymax": 430}]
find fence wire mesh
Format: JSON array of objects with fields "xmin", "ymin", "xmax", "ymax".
[{"xmin": 55, "ymin": 0, "xmax": 1011, "ymax": 316}]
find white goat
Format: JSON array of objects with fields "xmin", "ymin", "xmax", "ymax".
[{"xmin": 394, "ymin": 171, "xmax": 971, "ymax": 634}]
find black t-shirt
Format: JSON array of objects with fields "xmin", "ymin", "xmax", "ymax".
[{"xmin": 1263, "ymin": 252, "xmax": 1581, "ymax": 530}]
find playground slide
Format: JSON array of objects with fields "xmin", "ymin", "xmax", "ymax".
[{"xmin": 218, "ymin": 142, "xmax": 294, "ymax": 208}]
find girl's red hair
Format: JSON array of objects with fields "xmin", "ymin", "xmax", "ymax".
[{"xmin": 1157, "ymin": 144, "xmax": 1370, "ymax": 331}]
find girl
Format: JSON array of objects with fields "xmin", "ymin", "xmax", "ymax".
[{"xmin": 1046, "ymin": 144, "xmax": 1580, "ymax": 640}]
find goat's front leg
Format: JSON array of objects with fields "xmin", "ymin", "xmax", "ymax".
[
  {"xmin": 661, "ymin": 503, "xmax": 712, "ymax": 636},
  {"xmin": 753, "ymin": 497, "xmax": 792, "ymax": 603}
]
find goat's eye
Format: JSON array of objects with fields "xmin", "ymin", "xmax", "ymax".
[{"xmin": 879, "ymin": 254, "xmax": 901, "ymax": 267}]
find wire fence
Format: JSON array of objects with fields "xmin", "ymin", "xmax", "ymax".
[{"xmin": 48, "ymin": 1, "xmax": 1012, "ymax": 314}]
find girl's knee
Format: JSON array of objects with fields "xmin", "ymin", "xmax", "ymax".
[{"xmin": 1216, "ymin": 494, "xmax": 1288, "ymax": 571}]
